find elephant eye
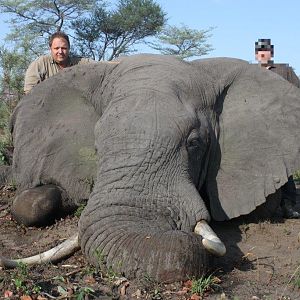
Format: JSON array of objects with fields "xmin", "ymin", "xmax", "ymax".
[
  {"xmin": 186, "ymin": 130, "xmax": 204, "ymax": 150},
  {"xmin": 187, "ymin": 137, "xmax": 201, "ymax": 148}
]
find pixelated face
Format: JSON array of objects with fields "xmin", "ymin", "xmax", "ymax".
[{"xmin": 255, "ymin": 50, "xmax": 272, "ymax": 64}]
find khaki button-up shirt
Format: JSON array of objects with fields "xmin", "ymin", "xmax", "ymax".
[{"xmin": 24, "ymin": 54, "xmax": 93, "ymax": 94}]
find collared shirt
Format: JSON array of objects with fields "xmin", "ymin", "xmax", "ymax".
[{"xmin": 24, "ymin": 54, "xmax": 93, "ymax": 94}]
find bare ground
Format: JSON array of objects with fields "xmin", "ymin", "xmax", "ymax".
[{"xmin": 0, "ymin": 184, "xmax": 300, "ymax": 300}]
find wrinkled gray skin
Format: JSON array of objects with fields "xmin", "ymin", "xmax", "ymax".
[{"xmin": 7, "ymin": 55, "xmax": 300, "ymax": 282}]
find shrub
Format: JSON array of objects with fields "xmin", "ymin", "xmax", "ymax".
[{"xmin": 0, "ymin": 100, "xmax": 13, "ymax": 165}]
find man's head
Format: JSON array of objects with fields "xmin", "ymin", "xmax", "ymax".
[
  {"xmin": 255, "ymin": 39, "xmax": 274, "ymax": 65},
  {"xmin": 49, "ymin": 32, "xmax": 70, "ymax": 67}
]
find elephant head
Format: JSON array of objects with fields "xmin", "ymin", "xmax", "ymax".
[{"xmin": 2, "ymin": 54, "xmax": 300, "ymax": 282}]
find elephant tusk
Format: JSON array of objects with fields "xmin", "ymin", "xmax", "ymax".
[
  {"xmin": 0, "ymin": 233, "xmax": 80, "ymax": 268},
  {"xmin": 194, "ymin": 220, "xmax": 226, "ymax": 257}
]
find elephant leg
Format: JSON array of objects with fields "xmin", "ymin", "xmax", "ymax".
[
  {"xmin": 281, "ymin": 200, "xmax": 300, "ymax": 218},
  {"xmin": 246, "ymin": 189, "xmax": 281, "ymax": 221},
  {"xmin": 11, "ymin": 185, "xmax": 62, "ymax": 227},
  {"xmin": 280, "ymin": 177, "xmax": 300, "ymax": 219}
]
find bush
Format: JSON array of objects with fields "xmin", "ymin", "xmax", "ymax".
[
  {"xmin": 0, "ymin": 100, "xmax": 13, "ymax": 165},
  {"xmin": 294, "ymin": 170, "xmax": 300, "ymax": 182},
  {"xmin": 0, "ymin": 100, "xmax": 11, "ymax": 128}
]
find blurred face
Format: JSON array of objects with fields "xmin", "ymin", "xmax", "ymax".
[
  {"xmin": 50, "ymin": 37, "xmax": 70, "ymax": 66},
  {"xmin": 255, "ymin": 50, "xmax": 272, "ymax": 64}
]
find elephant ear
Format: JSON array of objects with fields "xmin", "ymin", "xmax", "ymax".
[
  {"xmin": 203, "ymin": 60, "xmax": 300, "ymax": 220},
  {"xmin": 10, "ymin": 62, "xmax": 117, "ymax": 207}
]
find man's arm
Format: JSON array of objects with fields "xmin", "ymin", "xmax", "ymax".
[{"xmin": 24, "ymin": 59, "xmax": 44, "ymax": 94}]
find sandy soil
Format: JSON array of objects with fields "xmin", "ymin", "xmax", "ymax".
[{"xmin": 0, "ymin": 184, "xmax": 300, "ymax": 300}]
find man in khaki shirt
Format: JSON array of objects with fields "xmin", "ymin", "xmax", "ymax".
[{"xmin": 24, "ymin": 31, "xmax": 93, "ymax": 94}]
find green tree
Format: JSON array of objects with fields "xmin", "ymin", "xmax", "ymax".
[
  {"xmin": 0, "ymin": 45, "xmax": 31, "ymax": 101},
  {"xmin": 71, "ymin": 0, "xmax": 166, "ymax": 61},
  {"xmin": 0, "ymin": 1, "xmax": 95, "ymax": 102},
  {"xmin": 0, "ymin": 46, "xmax": 26, "ymax": 164},
  {"xmin": 149, "ymin": 24, "xmax": 214, "ymax": 59},
  {"xmin": 0, "ymin": 0, "xmax": 166, "ymax": 102},
  {"xmin": 0, "ymin": 0, "xmax": 97, "ymax": 55},
  {"xmin": 0, "ymin": 0, "xmax": 214, "ymax": 102},
  {"xmin": 0, "ymin": 0, "xmax": 166, "ymax": 60}
]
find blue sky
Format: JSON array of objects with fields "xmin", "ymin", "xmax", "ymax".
[{"xmin": 0, "ymin": 0, "xmax": 300, "ymax": 75}]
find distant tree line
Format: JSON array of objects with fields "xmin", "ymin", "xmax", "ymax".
[{"xmin": 0, "ymin": 0, "xmax": 214, "ymax": 101}]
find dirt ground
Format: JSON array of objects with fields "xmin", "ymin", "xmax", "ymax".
[{"xmin": 0, "ymin": 183, "xmax": 300, "ymax": 300}]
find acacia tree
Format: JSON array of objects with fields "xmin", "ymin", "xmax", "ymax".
[
  {"xmin": 0, "ymin": 0, "xmax": 166, "ymax": 99},
  {"xmin": 71, "ymin": 0, "xmax": 166, "ymax": 61},
  {"xmin": 0, "ymin": 0, "xmax": 166, "ymax": 60},
  {"xmin": 0, "ymin": 0, "xmax": 214, "ymax": 100},
  {"xmin": 0, "ymin": 0, "xmax": 97, "ymax": 55},
  {"xmin": 149, "ymin": 24, "xmax": 214, "ymax": 59}
]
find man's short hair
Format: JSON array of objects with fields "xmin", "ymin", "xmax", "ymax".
[
  {"xmin": 255, "ymin": 38, "xmax": 274, "ymax": 56},
  {"xmin": 49, "ymin": 31, "xmax": 70, "ymax": 48}
]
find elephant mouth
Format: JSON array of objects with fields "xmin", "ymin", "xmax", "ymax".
[{"xmin": 194, "ymin": 220, "xmax": 226, "ymax": 257}]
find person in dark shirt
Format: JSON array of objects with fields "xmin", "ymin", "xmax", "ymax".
[
  {"xmin": 255, "ymin": 38, "xmax": 299, "ymax": 218},
  {"xmin": 255, "ymin": 38, "xmax": 300, "ymax": 87}
]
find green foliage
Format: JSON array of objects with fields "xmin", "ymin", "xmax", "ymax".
[
  {"xmin": 190, "ymin": 274, "xmax": 219, "ymax": 296},
  {"xmin": 94, "ymin": 248, "xmax": 106, "ymax": 266},
  {"xmin": 93, "ymin": 248, "xmax": 122, "ymax": 281},
  {"xmin": 52, "ymin": 275, "xmax": 66, "ymax": 283},
  {"xmin": 94, "ymin": 248, "xmax": 107, "ymax": 276},
  {"xmin": 106, "ymin": 266, "xmax": 120, "ymax": 281},
  {"xmin": 13, "ymin": 262, "xmax": 29, "ymax": 288},
  {"xmin": 74, "ymin": 287, "xmax": 95, "ymax": 300},
  {"xmin": 0, "ymin": 99, "xmax": 10, "ymax": 129},
  {"xmin": 7, "ymin": 178, "xmax": 17, "ymax": 190},
  {"xmin": 0, "ymin": 0, "xmax": 97, "ymax": 53},
  {"xmin": 0, "ymin": 0, "xmax": 167, "ymax": 100},
  {"xmin": 0, "ymin": 0, "xmax": 214, "ymax": 100},
  {"xmin": 11, "ymin": 262, "xmax": 41, "ymax": 295},
  {"xmin": 0, "ymin": 100, "xmax": 12, "ymax": 165},
  {"xmin": 293, "ymin": 274, "xmax": 300, "ymax": 288},
  {"xmin": 81, "ymin": 265, "xmax": 97, "ymax": 277},
  {"xmin": 140, "ymin": 274, "xmax": 163, "ymax": 299},
  {"xmin": 71, "ymin": 0, "xmax": 166, "ymax": 61},
  {"xmin": 293, "ymin": 170, "xmax": 300, "ymax": 182},
  {"xmin": 291, "ymin": 265, "xmax": 300, "ymax": 289},
  {"xmin": 149, "ymin": 24, "xmax": 214, "ymax": 59},
  {"xmin": 0, "ymin": 46, "xmax": 31, "ymax": 100},
  {"xmin": 0, "ymin": 0, "xmax": 166, "ymax": 61},
  {"xmin": 74, "ymin": 203, "xmax": 87, "ymax": 217}
]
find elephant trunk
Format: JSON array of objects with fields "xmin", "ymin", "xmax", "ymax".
[
  {"xmin": 0, "ymin": 220, "xmax": 224, "ymax": 275},
  {"xmin": 79, "ymin": 200, "xmax": 211, "ymax": 282}
]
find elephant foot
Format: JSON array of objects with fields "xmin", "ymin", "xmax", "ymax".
[
  {"xmin": 281, "ymin": 199, "xmax": 300, "ymax": 219},
  {"xmin": 11, "ymin": 185, "xmax": 62, "ymax": 227}
]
